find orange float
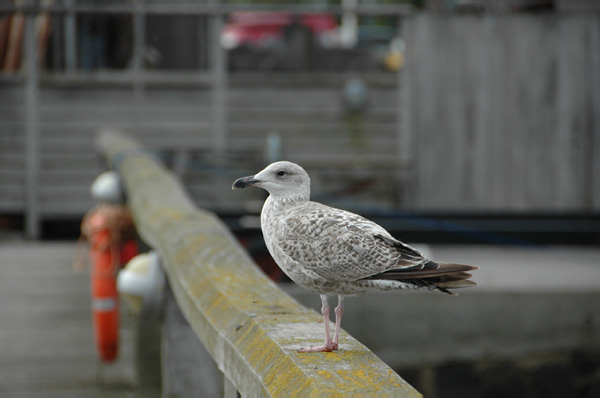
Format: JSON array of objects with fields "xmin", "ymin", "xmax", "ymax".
[{"xmin": 77, "ymin": 205, "xmax": 137, "ymax": 363}]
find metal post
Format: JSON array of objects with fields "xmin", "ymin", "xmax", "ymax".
[
  {"xmin": 132, "ymin": 0, "xmax": 146, "ymax": 106},
  {"xmin": 593, "ymin": 20, "xmax": 600, "ymax": 210},
  {"xmin": 341, "ymin": 0, "xmax": 358, "ymax": 48},
  {"xmin": 64, "ymin": 0, "xmax": 77, "ymax": 71},
  {"xmin": 51, "ymin": 13, "xmax": 62, "ymax": 70},
  {"xmin": 209, "ymin": 10, "xmax": 228, "ymax": 202},
  {"xmin": 24, "ymin": 12, "xmax": 40, "ymax": 239},
  {"xmin": 397, "ymin": 16, "xmax": 414, "ymax": 207},
  {"xmin": 197, "ymin": 16, "xmax": 208, "ymax": 70},
  {"xmin": 209, "ymin": 12, "xmax": 228, "ymax": 160}
]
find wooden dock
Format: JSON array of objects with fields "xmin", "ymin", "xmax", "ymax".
[{"xmin": 0, "ymin": 241, "xmax": 160, "ymax": 398}]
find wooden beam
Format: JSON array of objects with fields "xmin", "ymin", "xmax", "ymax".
[{"xmin": 96, "ymin": 130, "xmax": 421, "ymax": 397}]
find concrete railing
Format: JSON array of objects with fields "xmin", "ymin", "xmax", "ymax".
[{"xmin": 97, "ymin": 130, "xmax": 421, "ymax": 397}]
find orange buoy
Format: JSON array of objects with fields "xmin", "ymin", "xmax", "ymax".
[
  {"xmin": 77, "ymin": 205, "xmax": 138, "ymax": 363},
  {"xmin": 88, "ymin": 212, "xmax": 120, "ymax": 362}
]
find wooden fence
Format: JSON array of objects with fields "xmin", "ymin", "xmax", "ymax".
[
  {"xmin": 399, "ymin": 14, "xmax": 600, "ymax": 211},
  {"xmin": 97, "ymin": 130, "xmax": 420, "ymax": 397}
]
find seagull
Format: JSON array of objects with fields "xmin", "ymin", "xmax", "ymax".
[{"xmin": 233, "ymin": 161, "xmax": 478, "ymax": 353}]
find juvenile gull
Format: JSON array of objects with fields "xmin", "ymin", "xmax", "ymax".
[{"xmin": 233, "ymin": 161, "xmax": 478, "ymax": 353}]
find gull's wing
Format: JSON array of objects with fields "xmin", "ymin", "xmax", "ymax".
[{"xmin": 273, "ymin": 201, "xmax": 428, "ymax": 282}]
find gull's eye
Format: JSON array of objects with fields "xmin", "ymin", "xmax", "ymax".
[{"xmin": 276, "ymin": 170, "xmax": 286, "ymax": 177}]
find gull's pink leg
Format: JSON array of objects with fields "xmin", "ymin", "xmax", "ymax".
[
  {"xmin": 298, "ymin": 295, "xmax": 335, "ymax": 353},
  {"xmin": 332, "ymin": 295, "xmax": 344, "ymax": 350}
]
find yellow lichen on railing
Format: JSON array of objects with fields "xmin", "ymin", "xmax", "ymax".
[{"xmin": 97, "ymin": 130, "xmax": 421, "ymax": 397}]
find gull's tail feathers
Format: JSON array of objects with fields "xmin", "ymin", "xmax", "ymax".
[{"xmin": 367, "ymin": 261, "xmax": 479, "ymax": 295}]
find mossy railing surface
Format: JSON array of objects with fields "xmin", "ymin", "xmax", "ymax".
[{"xmin": 97, "ymin": 130, "xmax": 421, "ymax": 397}]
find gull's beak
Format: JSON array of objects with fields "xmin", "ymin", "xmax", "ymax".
[{"xmin": 232, "ymin": 175, "xmax": 260, "ymax": 189}]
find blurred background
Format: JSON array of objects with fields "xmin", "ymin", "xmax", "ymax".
[
  {"xmin": 1, "ymin": 0, "xmax": 599, "ymax": 241},
  {"xmin": 1, "ymin": 0, "xmax": 599, "ymax": 397}
]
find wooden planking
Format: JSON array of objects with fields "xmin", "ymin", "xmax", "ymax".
[
  {"xmin": 0, "ymin": 86, "xmax": 26, "ymax": 213},
  {"xmin": 35, "ymin": 121, "xmax": 397, "ymax": 141},
  {"xmin": 1, "ymin": 81, "xmax": 401, "ymax": 216},
  {"xmin": 556, "ymin": 17, "xmax": 594, "ymax": 208},
  {"xmin": 401, "ymin": 14, "xmax": 600, "ymax": 211},
  {"xmin": 0, "ymin": 241, "xmax": 159, "ymax": 397}
]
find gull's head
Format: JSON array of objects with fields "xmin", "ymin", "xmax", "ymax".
[{"xmin": 232, "ymin": 161, "xmax": 310, "ymax": 201}]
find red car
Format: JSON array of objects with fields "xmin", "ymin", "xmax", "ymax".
[{"xmin": 220, "ymin": 12, "xmax": 338, "ymax": 50}]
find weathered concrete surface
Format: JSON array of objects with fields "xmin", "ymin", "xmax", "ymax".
[
  {"xmin": 0, "ymin": 240, "xmax": 159, "ymax": 398},
  {"xmin": 286, "ymin": 244, "xmax": 600, "ymax": 369}
]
